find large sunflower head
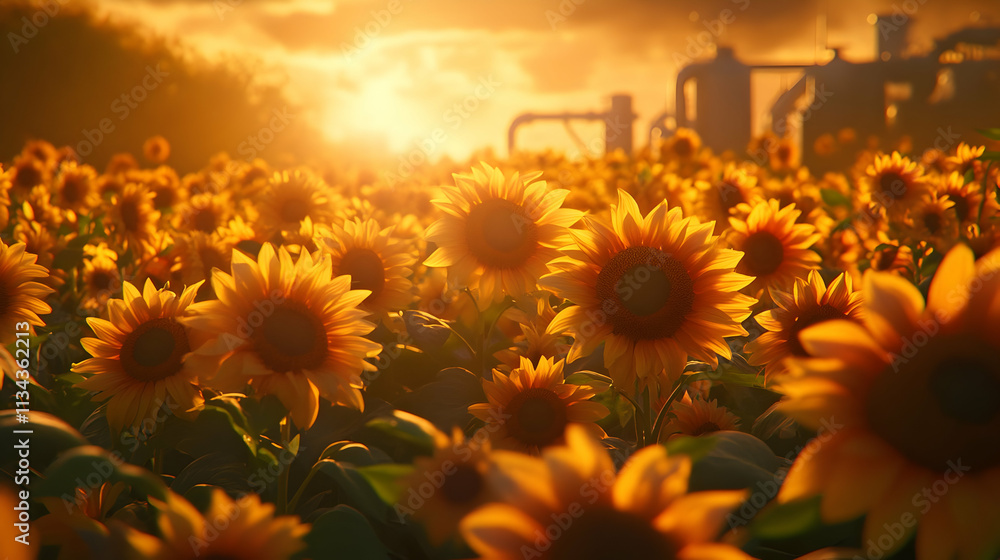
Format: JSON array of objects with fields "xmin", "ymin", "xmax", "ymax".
[
  {"xmin": 468, "ymin": 356, "xmax": 608, "ymax": 453},
  {"xmin": 123, "ymin": 488, "xmax": 309, "ymax": 560},
  {"xmin": 899, "ymin": 192, "xmax": 959, "ymax": 251},
  {"xmin": 933, "ymin": 170, "xmax": 996, "ymax": 227},
  {"xmin": 184, "ymin": 243, "xmax": 383, "ymax": 429},
  {"xmin": 72, "ymin": 280, "xmax": 206, "ymax": 433},
  {"xmin": 776, "ymin": 245, "xmax": 1000, "ymax": 559},
  {"xmin": 541, "ymin": 190, "xmax": 756, "ymax": 395},
  {"xmin": 460, "ymin": 425, "xmax": 752, "ymax": 560},
  {"xmin": 174, "ymin": 191, "xmax": 232, "ymax": 234},
  {"xmin": 745, "ymin": 270, "xmax": 863, "ymax": 381},
  {"xmin": 0, "ymin": 240, "xmax": 53, "ymax": 345},
  {"xmin": 862, "ymin": 151, "xmax": 929, "ymax": 216},
  {"xmin": 728, "ymin": 200, "xmax": 822, "ymax": 301},
  {"xmin": 321, "ymin": 218, "xmax": 416, "ymax": 318},
  {"xmin": 424, "ymin": 163, "xmax": 583, "ymax": 305}
]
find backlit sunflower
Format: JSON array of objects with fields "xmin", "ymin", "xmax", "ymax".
[
  {"xmin": 745, "ymin": 270, "xmax": 863, "ymax": 381},
  {"xmin": 945, "ymin": 142, "xmax": 985, "ymax": 176},
  {"xmin": 866, "ymin": 231, "xmax": 913, "ymax": 275},
  {"xmin": 689, "ymin": 165, "xmax": 762, "ymax": 235},
  {"xmin": 424, "ymin": 163, "xmax": 582, "ymax": 305},
  {"xmin": 175, "ymin": 191, "xmax": 232, "ymax": 234},
  {"xmin": 184, "ymin": 243, "xmax": 382, "ymax": 429},
  {"xmin": 494, "ymin": 294, "xmax": 569, "ymax": 369},
  {"xmin": 541, "ymin": 190, "xmax": 755, "ymax": 394},
  {"xmin": 80, "ymin": 247, "xmax": 121, "ymax": 312},
  {"xmin": 52, "ymin": 161, "xmax": 99, "ymax": 215},
  {"xmin": 110, "ymin": 182, "xmax": 163, "ymax": 257},
  {"xmin": 72, "ymin": 280, "xmax": 206, "ymax": 433},
  {"xmin": 461, "ymin": 425, "xmax": 752, "ymax": 560},
  {"xmin": 321, "ymin": 218, "xmax": 416, "ymax": 318},
  {"xmin": 468, "ymin": 356, "xmax": 608, "ymax": 453},
  {"xmin": 123, "ymin": 488, "xmax": 308, "ymax": 560},
  {"xmin": 256, "ymin": 169, "xmax": 335, "ymax": 237},
  {"xmin": 403, "ymin": 426, "xmax": 495, "ymax": 544},
  {"xmin": 901, "ymin": 192, "xmax": 959, "ymax": 250},
  {"xmin": 171, "ymin": 232, "xmax": 232, "ymax": 300},
  {"xmin": 728, "ymin": 200, "xmax": 822, "ymax": 301},
  {"xmin": 663, "ymin": 127, "xmax": 702, "ymax": 161},
  {"xmin": 933, "ymin": 171, "xmax": 995, "ymax": 226},
  {"xmin": 861, "ymin": 151, "xmax": 929, "ymax": 216},
  {"xmin": 0, "ymin": 164, "xmax": 11, "ymax": 230},
  {"xmin": 0, "ymin": 240, "xmax": 53, "ymax": 344},
  {"xmin": 661, "ymin": 392, "xmax": 741, "ymax": 441},
  {"xmin": 776, "ymin": 245, "xmax": 1000, "ymax": 560},
  {"xmin": 142, "ymin": 135, "xmax": 171, "ymax": 164}
]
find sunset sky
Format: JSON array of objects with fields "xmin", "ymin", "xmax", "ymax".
[{"xmin": 93, "ymin": 0, "xmax": 995, "ymax": 161}]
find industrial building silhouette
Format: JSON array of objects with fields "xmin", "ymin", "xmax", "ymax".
[{"xmin": 508, "ymin": 16, "xmax": 1000, "ymax": 171}]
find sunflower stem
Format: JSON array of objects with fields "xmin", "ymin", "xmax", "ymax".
[
  {"xmin": 277, "ymin": 415, "xmax": 291, "ymax": 515},
  {"xmin": 649, "ymin": 377, "xmax": 687, "ymax": 445},
  {"xmin": 614, "ymin": 387, "xmax": 648, "ymax": 445},
  {"xmin": 286, "ymin": 467, "xmax": 320, "ymax": 515},
  {"xmin": 152, "ymin": 446, "xmax": 164, "ymax": 477}
]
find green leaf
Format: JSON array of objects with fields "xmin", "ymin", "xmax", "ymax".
[
  {"xmin": 664, "ymin": 435, "xmax": 718, "ymax": 463},
  {"xmin": 564, "ymin": 371, "xmax": 612, "ymax": 392},
  {"xmin": 979, "ymin": 151, "xmax": 1000, "ymax": 162},
  {"xmin": 315, "ymin": 460, "xmax": 393, "ymax": 521},
  {"xmin": 36, "ymin": 445, "xmax": 167, "ymax": 501},
  {"xmin": 686, "ymin": 431, "xmax": 784, "ymax": 492},
  {"xmin": 365, "ymin": 411, "xmax": 438, "ymax": 456},
  {"xmin": 976, "ymin": 128, "xmax": 1000, "ymax": 141},
  {"xmin": 356, "ymin": 464, "xmax": 415, "ymax": 505},
  {"xmin": 820, "ymin": 188, "xmax": 851, "ymax": 207},
  {"xmin": 318, "ymin": 442, "xmax": 389, "ymax": 467},
  {"xmin": 749, "ymin": 495, "xmax": 823, "ymax": 539},
  {"xmin": 686, "ymin": 369, "xmax": 764, "ymax": 388},
  {"xmin": 0, "ymin": 410, "xmax": 89, "ymax": 473},
  {"xmin": 402, "ymin": 310, "xmax": 452, "ymax": 350},
  {"xmin": 300, "ymin": 505, "xmax": 389, "ymax": 560}
]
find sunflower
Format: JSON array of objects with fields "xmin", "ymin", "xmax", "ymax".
[
  {"xmin": 122, "ymin": 488, "xmax": 308, "ymax": 560},
  {"xmin": 321, "ymin": 218, "xmax": 416, "ymax": 318},
  {"xmin": 945, "ymin": 142, "xmax": 985, "ymax": 176},
  {"xmin": 13, "ymin": 217, "xmax": 63, "ymax": 289},
  {"xmin": 0, "ymin": 164, "xmax": 11, "ymax": 230},
  {"xmin": 661, "ymin": 392, "xmax": 741, "ymax": 441},
  {"xmin": 403, "ymin": 426, "xmax": 495, "ymax": 544},
  {"xmin": 468, "ymin": 356, "xmax": 608, "ymax": 453},
  {"xmin": 663, "ymin": 127, "xmax": 702, "ymax": 161},
  {"xmin": 866, "ymin": 231, "xmax": 913, "ymax": 275},
  {"xmin": 183, "ymin": 243, "xmax": 382, "ymax": 429},
  {"xmin": 142, "ymin": 135, "xmax": 171, "ymax": 164},
  {"xmin": 460, "ymin": 425, "xmax": 752, "ymax": 560},
  {"xmin": 171, "ymin": 231, "xmax": 232, "ymax": 300},
  {"xmin": 728, "ymin": 200, "xmax": 822, "ymax": 301},
  {"xmin": 0, "ymin": 240, "xmax": 53, "ymax": 344},
  {"xmin": 424, "ymin": 163, "xmax": 582, "ymax": 305},
  {"xmin": 52, "ymin": 161, "xmax": 99, "ymax": 215},
  {"xmin": 745, "ymin": 270, "xmax": 863, "ymax": 381},
  {"xmin": 10, "ymin": 153, "xmax": 50, "ymax": 192},
  {"xmin": 933, "ymin": 171, "xmax": 995, "ymax": 226},
  {"xmin": 72, "ymin": 280, "xmax": 206, "ymax": 433},
  {"xmin": 175, "ymin": 191, "xmax": 231, "ymax": 234},
  {"xmin": 776, "ymin": 245, "xmax": 1000, "ymax": 560},
  {"xmin": 255, "ymin": 169, "xmax": 336, "ymax": 237},
  {"xmin": 81, "ymin": 245, "xmax": 121, "ymax": 312},
  {"xmin": 769, "ymin": 137, "xmax": 800, "ymax": 172},
  {"xmin": 901, "ymin": 192, "xmax": 959, "ymax": 250},
  {"xmin": 494, "ymin": 294, "xmax": 569, "ymax": 369},
  {"xmin": 862, "ymin": 151, "xmax": 929, "ymax": 216},
  {"xmin": 110, "ymin": 182, "xmax": 163, "ymax": 256},
  {"xmin": 542, "ymin": 190, "xmax": 755, "ymax": 394},
  {"xmin": 689, "ymin": 165, "xmax": 762, "ymax": 235}
]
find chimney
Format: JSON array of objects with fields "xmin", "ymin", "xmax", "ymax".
[{"xmin": 876, "ymin": 14, "xmax": 910, "ymax": 61}]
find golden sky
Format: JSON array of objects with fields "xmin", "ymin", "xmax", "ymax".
[{"xmin": 95, "ymin": 0, "xmax": 995, "ymax": 160}]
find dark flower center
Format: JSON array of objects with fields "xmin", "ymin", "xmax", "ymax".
[
  {"xmin": 738, "ymin": 231, "xmax": 785, "ymax": 277},
  {"xmin": 548, "ymin": 507, "xmax": 679, "ymax": 560},
  {"xmin": 788, "ymin": 304, "xmax": 848, "ymax": 357},
  {"xmin": 339, "ymin": 248, "xmax": 386, "ymax": 301},
  {"xmin": 440, "ymin": 464, "xmax": 484, "ymax": 504},
  {"xmin": 119, "ymin": 318, "xmax": 189, "ymax": 382},
  {"xmin": 253, "ymin": 301, "xmax": 327, "ymax": 373},
  {"xmin": 504, "ymin": 387, "xmax": 568, "ymax": 447},
  {"xmin": 465, "ymin": 199, "xmax": 537, "ymax": 269},
  {"xmin": 595, "ymin": 246, "xmax": 695, "ymax": 341}
]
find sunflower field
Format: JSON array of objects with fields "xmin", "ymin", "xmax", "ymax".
[{"xmin": 2, "ymin": 130, "xmax": 1000, "ymax": 560}]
